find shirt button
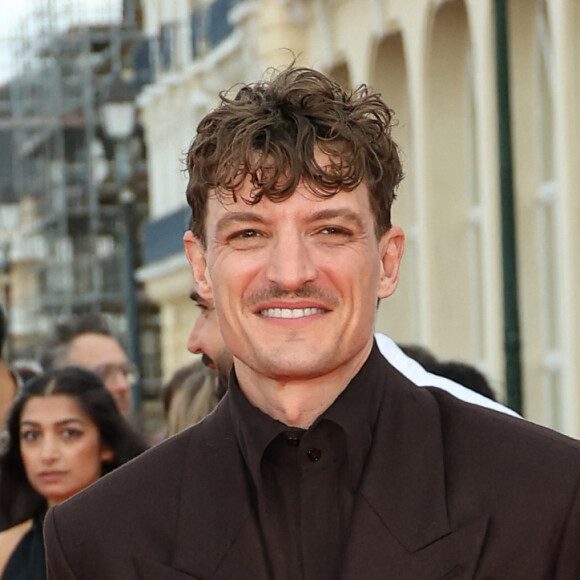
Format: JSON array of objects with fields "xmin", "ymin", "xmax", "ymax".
[
  {"xmin": 287, "ymin": 436, "xmax": 300, "ymax": 447},
  {"xmin": 307, "ymin": 448, "xmax": 322, "ymax": 462}
]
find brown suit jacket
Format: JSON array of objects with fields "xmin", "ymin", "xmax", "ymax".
[{"xmin": 44, "ymin": 350, "xmax": 580, "ymax": 579}]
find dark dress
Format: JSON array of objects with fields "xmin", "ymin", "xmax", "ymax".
[{"xmin": 2, "ymin": 512, "xmax": 46, "ymax": 580}]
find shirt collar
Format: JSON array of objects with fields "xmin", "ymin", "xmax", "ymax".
[
  {"xmin": 229, "ymin": 340, "xmax": 386, "ymax": 488},
  {"xmin": 228, "ymin": 372, "xmax": 289, "ymax": 485}
]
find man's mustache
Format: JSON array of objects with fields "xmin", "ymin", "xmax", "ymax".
[
  {"xmin": 246, "ymin": 284, "xmax": 339, "ymax": 308},
  {"xmin": 201, "ymin": 353, "xmax": 214, "ymax": 368}
]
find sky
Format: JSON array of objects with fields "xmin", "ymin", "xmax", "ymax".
[
  {"xmin": 0, "ymin": 3, "xmax": 30, "ymax": 40},
  {"xmin": 0, "ymin": 3, "xmax": 31, "ymax": 82},
  {"xmin": 0, "ymin": 0, "xmax": 122, "ymax": 83}
]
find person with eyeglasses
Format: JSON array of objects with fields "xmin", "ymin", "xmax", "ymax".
[{"xmin": 40, "ymin": 314, "xmax": 137, "ymax": 417}]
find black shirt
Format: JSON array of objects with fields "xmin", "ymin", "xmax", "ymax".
[{"xmin": 229, "ymin": 342, "xmax": 386, "ymax": 580}]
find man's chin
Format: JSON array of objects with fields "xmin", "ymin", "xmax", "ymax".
[{"xmin": 115, "ymin": 397, "xmax": 131, "ymax": 416}]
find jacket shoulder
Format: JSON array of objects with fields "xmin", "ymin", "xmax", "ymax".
[
  {"xmin": 47, "ymin": 398, "xmax": 234, "ymax": 545},
  {"xmin": 425, "ymin": 386, "xmax": 580, "ymax": 498}
]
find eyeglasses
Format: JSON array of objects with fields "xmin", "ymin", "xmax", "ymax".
[{"xmin": 92, "ymin": 362, "xmax": 139, "ymax": 385}]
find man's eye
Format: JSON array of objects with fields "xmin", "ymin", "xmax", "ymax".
[
  {"xmin": 319, "ymin": 226, "xmax": 351, "ymax": 236},
  {"xmin": 233, "ymin": 229, "xmax": 261, "ymax": 239},
  {"xmin": 226, "ymin": 229, "xmax": 266, "ymax": 247}
]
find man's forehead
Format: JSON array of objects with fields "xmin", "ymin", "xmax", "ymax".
[
  {"xmin": 207, "ymin": 180, "xmax": 372, "ymax": 220},
  {"xmin": 67, "ymin": 333, "xmax": 128, "ymax": 366}
]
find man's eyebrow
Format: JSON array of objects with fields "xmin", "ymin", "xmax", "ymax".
[
  {"xmin": 215, "ymin": 212, "xmax": 267, "ymax": 234},
  {"xmin": 309, "ymin": 208, "xmax": 366, "ymax": 230},
  {"xmin": 215, "ymin": 208, "xmax": 365, "ymax": 231}
]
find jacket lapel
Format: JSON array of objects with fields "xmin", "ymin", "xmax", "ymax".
[
  {"xmin": 139, "ymin": 357, "xmax": 488, "ymax": 579},
  {"xmin": 166, "ymin": 398, "xmax": 270, "ymax": 580},
  {"xmin": 341, "ymin": 497, "xmax": 488, "ymax": 579},
  {"xmin": 341, "ymin": 360, "xmax": 489, "ymax": 579}
]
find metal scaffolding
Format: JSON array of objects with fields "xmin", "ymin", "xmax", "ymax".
[{"xmin": 0, "ymin": 0, "xmax": 160, "ymax": 393}]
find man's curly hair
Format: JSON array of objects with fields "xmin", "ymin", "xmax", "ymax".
[{"xmin": 185, "ymin": 66, "xmax": 404, "ymax": 246}]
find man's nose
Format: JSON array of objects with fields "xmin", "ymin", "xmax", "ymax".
[
  {"xmin": 187, "ymin": 320, "xmax": 203, "ymax": 354},
  {"xmin": 107, "ymin": 371, "xmax": 130, "ymax": 394},
  {"xmin": 264, "ymin": 233, "xmax": 317, "ymax": 291}
]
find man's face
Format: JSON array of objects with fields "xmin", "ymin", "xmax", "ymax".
[
  {"xmin": 62, "ymin": 333, "xmax": 134, "ymax": 416},
  {"xmin": 187, "ymin": 291, "xmax": 233, "ymax": 390},
  {"xmin": 185, "ymin": 168, "xmax": 404, "ymax": 385}
]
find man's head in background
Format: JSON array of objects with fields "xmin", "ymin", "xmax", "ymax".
[
  {"xmin": 187, "ymin": 290, "xmax": 232, "ymax": 399},
  {"xmin": 41, "ymin": 313, "xmax": 137, "ymax": 416},
  {"xmin": 399, "ymin": 342, "xmax": 496, "ymax": 401}
]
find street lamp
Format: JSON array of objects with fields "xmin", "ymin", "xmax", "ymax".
[
  {"xmin": 101, "ymin": 77, "xmax": 143, "ymax": 415},
  {"xmin": 101, "ymin": 79, "xmax": 136, "ymax": 184}
]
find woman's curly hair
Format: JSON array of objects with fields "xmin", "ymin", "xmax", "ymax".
[{"xmin": 185, "ymin": 65, "xmax": 403, "ymax": 246}]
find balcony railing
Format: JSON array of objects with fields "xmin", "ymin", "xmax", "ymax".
[{"xmin": 136, "ymin": 0, "xmax": 240, "ymax": 86}]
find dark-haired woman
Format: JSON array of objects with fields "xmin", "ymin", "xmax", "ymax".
[{"xmin": 0, "ymin": 366, "xmax": 147, "ymax": 579}]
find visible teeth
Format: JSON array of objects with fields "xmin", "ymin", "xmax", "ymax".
[{"xmin": 261, "ymin": 307, "xmax": 325, "ymax": 319}]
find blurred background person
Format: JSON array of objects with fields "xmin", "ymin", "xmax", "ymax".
[
  {"xmin": 395, "ymin": 343, "xmax": 439, "ymax": 372},
  {"xmin": 146, "ymin": 291, "xmax": 228, "ymax": 443},
  {"xmin": 399, "ymin": 343, "xmax": 497, "ymax": 401},
  {"xmin": 0, "ymin": 366, "xmax": 147, "ymax": 579},
  {"xmin": 161, "ymin": 360, "xmax": 221, "ymax": 438},
  {"xmin": 0, "ymin": 305, "xmax": 19, "ymax": 429},
  {"xmin": 430, "ymin": 360, "xmax": 496, "ymax": 401},
  {"xmin": 9, "ymin": 361, "xmax": 42, "ymax": 387},
  {"xmin": 187, "ymin": 290, "xmax": 231, "ymax": 400},
  {"xmin": 40, "ymin": 314, "xmax": 138, "ymax": 418}
]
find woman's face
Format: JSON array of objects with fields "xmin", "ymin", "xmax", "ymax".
[{"xmin": 19, "ymin": 394, "xmax": 113, "ymax": 507}]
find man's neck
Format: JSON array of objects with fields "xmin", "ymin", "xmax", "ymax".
[{"xmin": 234, "ymin": 341, "xmax": 373, "ymax": 429}]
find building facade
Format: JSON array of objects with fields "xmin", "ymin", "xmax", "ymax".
[
  {"xmin": 0, "ymin": 0, "xmax": 162, "ymax": 396},
  {"xmin": 137, "ymin": 0, "xmax": 580, "ymax": 436}
]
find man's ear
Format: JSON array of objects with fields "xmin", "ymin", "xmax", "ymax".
[
  {"xmin": 183, "ymin": 231, "xmax": 213, "ymax": 299},
  {"xmin": 377, "ymin": 226, "xmax": 405, "ymax": 299}
]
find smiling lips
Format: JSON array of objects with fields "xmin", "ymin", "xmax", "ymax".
[{"xmin": 260, "ymin": 307, "xmax": 326, "ymax": 319}]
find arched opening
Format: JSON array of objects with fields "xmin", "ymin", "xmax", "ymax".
[
  {"xmin": 425, "ymin": 0, "xmax": 474, "ymax": 361},
  {"xmin": 369, "ymin": 31, "xmax": 416, "ymax": 342},
  {"xmin": 327, "ymin": 61, "xmax": 351, "ymax": 90},
  {"xmin": 533, "ymin": 0, "xmax": 562, "ymax": 429}
]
